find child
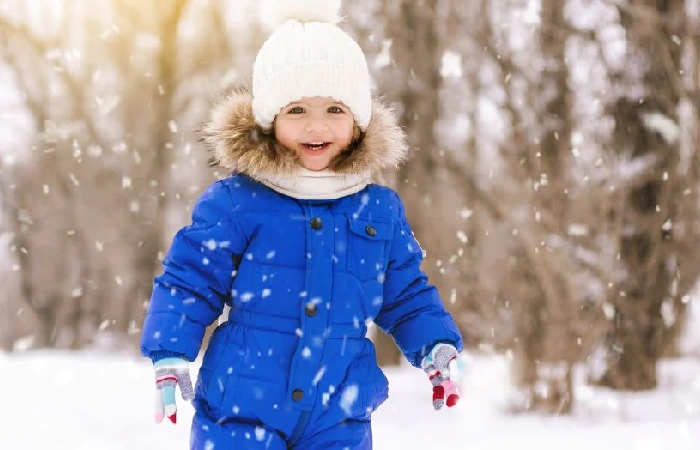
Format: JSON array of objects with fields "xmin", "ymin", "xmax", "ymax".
[{"xmin": 140, "ymin": 0, "xmax": 464, "ymax": 448}]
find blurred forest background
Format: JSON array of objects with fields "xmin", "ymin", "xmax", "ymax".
[{"xmin": 1, "ymin": 0, "xmax": 699, "ymax": 416}]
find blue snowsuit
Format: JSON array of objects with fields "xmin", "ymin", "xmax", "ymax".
[{"xmin": 140, "ymin": 89, "xmax": 463, "ymax": 449}]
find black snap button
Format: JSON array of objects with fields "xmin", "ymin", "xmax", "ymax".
[
  {"xmin": 305, "ymin": 303, "xmax": 317, "ymax": 317},
  {"xmin": 310, "ymin": 217, "xmax": 323, "ymax": 230},
  {"xmin": 365, "ymin": 225, "xmax": 377, "ymax": 236},
  {"xmin": 292, "ymin": 389, "xmax": 304, "ymax": 402}
]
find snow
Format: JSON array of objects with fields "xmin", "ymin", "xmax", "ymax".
[
  {"xmin": 2, "ymin": 350, "xmax": 698, "ymax": 449},
  {"xmin": 642, "ymin": 112, "xmax": 680, "ymax": 145}
]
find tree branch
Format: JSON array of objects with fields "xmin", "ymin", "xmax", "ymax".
[{"xmin": 0, "ymin": 14, "xmax": 110, "ymax": 151}]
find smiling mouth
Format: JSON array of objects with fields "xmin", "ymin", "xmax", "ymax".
[{"xmin": 302, "ymin": 142, "xmax": 331, "ymax": 151}]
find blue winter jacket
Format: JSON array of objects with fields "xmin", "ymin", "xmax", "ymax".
[{"xmin": 140, "ymin": 87, "xmax": 463, "ymax": 437}]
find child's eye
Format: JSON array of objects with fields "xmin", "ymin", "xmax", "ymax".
[
  {"xmin": 328, "ymin": 106, "xmax": 344, "ymax": 114},
  {"xmin": 288, "ymin": 106, "xmax": 304, "ymax": 114}
]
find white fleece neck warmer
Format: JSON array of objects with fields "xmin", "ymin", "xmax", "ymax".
[{"xmin": 257, "ymin": 168, "xmax": 370, "ymax": 200}]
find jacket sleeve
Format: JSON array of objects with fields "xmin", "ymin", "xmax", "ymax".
[
  {"xmin": 374, "ymin": 192, "xmax": 464, "ymax": 367},
  {"xmin": 140, "ymin": 180, "xmax": 247, "ymax": 362}
]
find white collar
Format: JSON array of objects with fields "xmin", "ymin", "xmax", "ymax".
[{"xmin": 257, "ymin": 168, "xmax": 370, "ymax": 200}]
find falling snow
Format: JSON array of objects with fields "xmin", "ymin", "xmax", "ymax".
[{"xmin": 340, "ymin": 384, "xmax": 359, "ymax": 416}]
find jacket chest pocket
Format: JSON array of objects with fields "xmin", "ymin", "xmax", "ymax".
[{"xmin": 346, "ymin": 218, "xmax": 391, "ymax": 282}]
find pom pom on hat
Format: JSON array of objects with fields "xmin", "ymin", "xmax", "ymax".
[
  {"xmin": 259, "ymin": 0, "xmax": 343, "ymax": 28},
  {"xmin": 252, "ymin": 0, "xmax": 372, "ymax": 131}
]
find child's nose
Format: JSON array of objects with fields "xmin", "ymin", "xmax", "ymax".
[{"xmin": 304, "ymin": 118, "xmax": 329, "ymax": 132}]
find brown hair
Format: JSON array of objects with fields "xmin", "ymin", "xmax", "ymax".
[{"xmin": 328, "ymin": 122, "xmax": 365, "ymax": 171}]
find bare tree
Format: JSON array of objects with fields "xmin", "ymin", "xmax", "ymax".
[
  {"xmin": 369, "ymin": 0, "xmax": 451, "ymax": 366},
  {"xmin": 0, "ymin": 0, "xmax": 237, "ymax": 349},
  {"xmin": 117, "ymin": 0, "xmax": 190, "ymax": 337},
  {"xmin": 598, "ymin": 0, "xmax": 686, "ymax": 390},
  {"xmin": 517, "ymin": 0, "xmax": 577, "ymax": 413},
  {"xmin": 0, "ymin": 6, "xmax": 90, "ymax": 348}
]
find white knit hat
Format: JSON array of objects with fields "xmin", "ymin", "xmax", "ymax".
[{"xmin": 252, "ymin": 0, "xmax": 372, "ymax": 131}]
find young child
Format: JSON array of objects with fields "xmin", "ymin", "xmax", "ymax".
[{"xmin": 140, "ymin": 0, "xmax": 464, "ymax": 448}]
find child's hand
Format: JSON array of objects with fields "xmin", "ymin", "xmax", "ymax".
[
  {"xmin": 421, "ymin": 343, "xmax": 461, "ymax": 410},
  {"xmin": 153, "ymin": 357, "xmax": 195, "ymax": 424}
]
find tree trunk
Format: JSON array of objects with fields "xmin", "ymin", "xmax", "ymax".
[
  {"xmin": 600, "ymin": 0, "xmax": 685, "ymax": 390},
  {"xmin": 534, "ymin": 0, "xmax": 575, "ymax": 414},
  {"xmin": 375, "ymin": 0, "xmax": 444, "ymax": 366},
  {"xmin": 126, "ymin": 2, "xmax": 187, "ymax": 334},
  {"xmin": 508, "ymin": 0, "xmax": 576, "ymax": 413}
]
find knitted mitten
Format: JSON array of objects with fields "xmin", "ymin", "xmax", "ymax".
[
  {"xmin": 421, "ymin": 343, "xmax": 461, "ymax": 410},
  {"xmin": 153, "ymin": 357, "xmax": 195, "ymax": 424}
]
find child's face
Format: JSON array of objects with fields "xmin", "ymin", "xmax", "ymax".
[{"xmin": 274, "ymin": 97, "xmax": 355, "ymax": 171}]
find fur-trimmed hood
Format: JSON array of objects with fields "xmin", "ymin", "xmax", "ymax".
[{"xmin": 201, "ymin": 86, "xmax": 408, "ymax": 184}]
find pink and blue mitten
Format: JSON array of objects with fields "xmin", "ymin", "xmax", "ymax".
[
  {"xmin": 153, "ymin": 357, "xmax": 195, "ymax": 424},
  {"xmin": 421, "ymin": 343, "xmax": 461, "ymax": 410}
]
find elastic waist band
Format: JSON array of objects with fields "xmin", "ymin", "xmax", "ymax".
[{"xmin": 227, "ymin": 309, "xmax": 367, "ymax": 339}]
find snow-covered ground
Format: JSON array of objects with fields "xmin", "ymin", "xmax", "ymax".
[{"xmin": 2, "ymin": 349, "xmax": 698, "ymax": 450}]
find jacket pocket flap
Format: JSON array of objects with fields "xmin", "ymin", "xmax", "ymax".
[{"xmin": 347, "ymin": 217, "xmax": 392, "ymax": 241}]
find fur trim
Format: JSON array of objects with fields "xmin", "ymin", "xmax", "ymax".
[{"xmin": 201, "ymin": 86, "xmax": 408, "ymax": 183}]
